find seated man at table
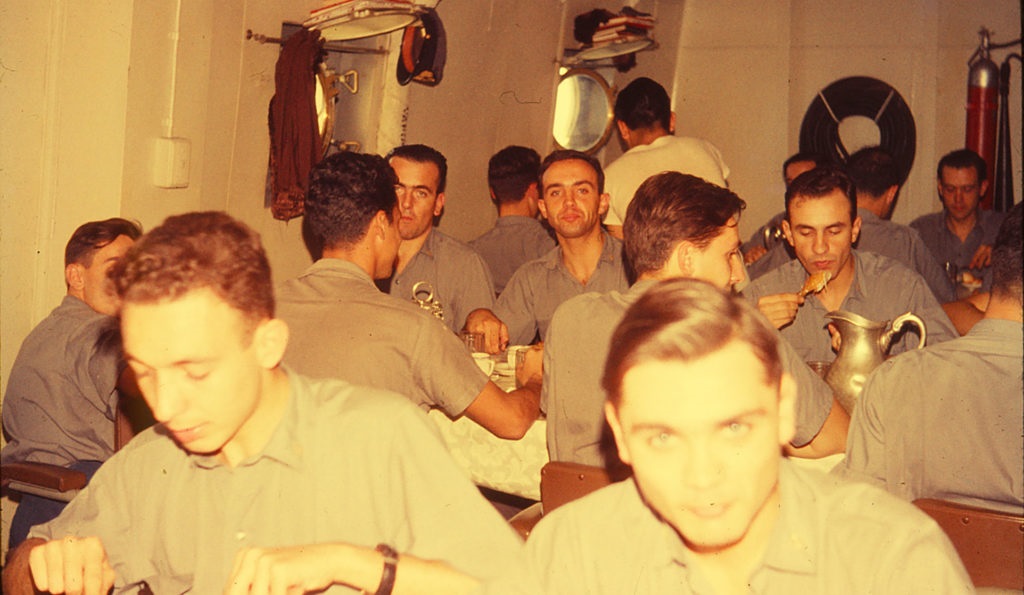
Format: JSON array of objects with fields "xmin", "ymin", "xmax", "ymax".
[
  {"xmin": 477, "ymin": 279, "xmax": 971, "ymax": 594},
  {"xmin": 744, "ymin": 165, "xmax": 958, "ymax": 362},
  {"xmin": 2, "ymin": 217, "xmax": 141, "ymax": 552},
  {"xmin": 466, "ymin": 150, "xmax": 629, "ymax": 350},
  {"xmin": 2, "ymin": 211, "xmax": 523, "ymax": 595},
  {"xmin": 469, "ymin": 145, "xmax": 556, "ymax": 295},
  {"xmin": 277, "ymin": 152, "xmax": 540, "ymax": 439},
  {"xmin": 840, "ymin": 203, "xmax": 1023, "ymax": 514},
  {"xmin": 911, "ymin": 148, "xmax": 1005, "ymax": 294},
  {"xmin": 382, "ymin": 144, "xmax": 497, "ymax": 331},
  {"xmin": 544, "ymin": 173, "xmax": 846, "ymax": 469}
]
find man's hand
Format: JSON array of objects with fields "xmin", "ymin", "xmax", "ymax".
[
  {"xmin": 969, "ymin": 243, "xmax": 993, "ymax": 270},
  {"xmin": 27, "ymin": 536, "xmax": 116, "ymax": 595},
  {"xmin": 463, "ymin": 309, "xmax": 509, "ymax": 354},
  {"xmin": 515, "ymin": 343, "xmax": 543, "ymax": 390},
  {"xmin": 756, "ymin": 293, "xmax": 803, "ymax": 329},
  {"xmin": 744, "ymin": 245, "xmax": 768, "ymax": 265},
  {"xmin": 224, "ymin": 545, "xmax": 347, "ymax": 595}
]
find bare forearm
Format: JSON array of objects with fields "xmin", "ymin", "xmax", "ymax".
[
  {"xmin": 785, "ymin": 398, "xmax": 849, "ymax": 458},
  {"xmin": 2, "ymin": 538, "xmax": 43, "ymax": 595}
]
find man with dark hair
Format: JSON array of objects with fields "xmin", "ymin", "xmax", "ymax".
[
  {"xmin": 469, "ymin": 145, "xmax": 555, "ymax": 295},
  {"xmin": 911, "ymin": 148, "xmax": 1005, "ymax": 295},
  {"xmin": 382, "ymin": 143, "xmax": 497, "ymax": 331},
  {"xmin": 277, "ymin": 152, "xmax": 541, "ymax": 440},
  {"xmin": 543, "ymin": 172, "xmax": 847, "ymax": 469},
  {"xmin": 601, "ymin": 77, "xmax": 729, "ymax": 239},
  {"xmin": 3, "ymin": 210, "xmax": 522, "ymax": 595},
  {"xmin": 478, "ymin": 279, "xmax": 970, "ymax": 593},
  {"xmin": 2, "ymin": 217, "xmax": 141, "ymax": 552},
  {"xmin": 466, "ymin": 150, "xmax": 629, "ymax": 350},
  {"xmin": 745, "ymin": 165, "xmax": 957, "ymax": 363},
  {"xmin": 841, "ymin": 203, "xmax": 1023, "ymax": 514}
]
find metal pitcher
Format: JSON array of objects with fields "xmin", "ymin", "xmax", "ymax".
[{"xmin": 824, "ymin": 310, "xmax": 927, "ymax": 414}]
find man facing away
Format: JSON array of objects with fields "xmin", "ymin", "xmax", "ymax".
[
  {"xmin": 466, "ymin": 150, "xmax": 629, "ymax": 351},
  {"xmin": 601, "ymin": 76, "xmax": 729, "ymax": 240},
  {"xmin": 911, "ymin": 148, "xmax": 1005, "ymax": 295},
  {"xmin": 2, "ymin": 211, "xmax": 522, "ymax": 595},
  {"xmin": 469, "ymin": 145, "xmax": 556, "ymax": 295},
  {"xmin": 382, "ymin": 143, "xmax": 497, "ymax": 331},
  {"xmin": 277, "ymin": 152, "xmax": 541, "ymax": 439},
  {"xmin": 744, "ymin": 165, "xmax": 958, "ymax": 363},
  {"xmin": 543, "ymin": 173, "xmax": 847, "ymax": 470},
  {"xmin": 477, "ymin": 279, "xmax": 972, "ymax": 594},
  {"xmin": 840, "ymin": 202, "xmax": 1023, "ymax": 515},
  {"xmin": 2, "ymin": 217, "xmax": 141, "ymax": 552}
]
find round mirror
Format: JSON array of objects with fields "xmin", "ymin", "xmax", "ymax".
[{"xmin": 552, "ymin": 68, "xmax": 614, "ymax": 155}]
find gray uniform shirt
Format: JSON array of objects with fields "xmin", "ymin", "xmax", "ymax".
[
  {"xmin": 1, "ymin": 296, "xmax": 121, "ymax": 466},
  {"xmin": 543, "ymin": 280, "xmax": 834, "ymax": 467},
  {"xmin": 495, "ymin": 231, "xmax": 629, "ymax": 345},
  {"xmin": 469, "ymin": 216, "xmax": 556, "ymax": 295},
  {"xmin": 476, "ymin": 461, "xmax": 971, "ymax": 594},
  {"xmin": 277, "ymin": 259, "xmax": 487, "ymax": 417},
  {"xmin": 743, "ymin": 251, "xmax": 959, "ymax": 362},
  {"xmin": 910, "ymin": 209, "xmax": 1005, "ymax": 292},
  {"xmin": 387, "ymin": 229, "xmax": 496, "ymax": 331},
  {"xmin": 748, "ymin": 209, "xmax": 957, "ymax": 303},
  {"xmin": 839, "ymin": 318, "xmax": 1023, "ymax": 514},
  {"xmin": 32, "ymin": 371, "xmax": 524, "ymax": 594}
]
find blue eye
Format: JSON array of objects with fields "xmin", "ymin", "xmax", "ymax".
[{"xmin": 725, "ymin": 421, "xmax": 750, "ymax": 436}]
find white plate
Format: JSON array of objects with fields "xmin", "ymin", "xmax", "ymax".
[{"xmin": 493, "ymin": 362, "xmax": 515, "ymax": 377}]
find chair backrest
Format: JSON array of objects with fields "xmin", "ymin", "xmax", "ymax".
[
  {"xmin": 540, "ymin": 461, "xmax": 630, "ymax": 514},
  {"xmin": 914, "ymin": 498, "xmax": 1024, "ymax": 590}
]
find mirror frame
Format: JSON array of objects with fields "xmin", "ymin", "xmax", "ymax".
[{"xmin": 552, "ymin": 68, "xmax": 615, "ymax": 156}]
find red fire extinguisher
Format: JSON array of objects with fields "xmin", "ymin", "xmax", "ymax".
[{"xmin": 965, "ymin": 28, "xmax": 999, "ymax": 210}]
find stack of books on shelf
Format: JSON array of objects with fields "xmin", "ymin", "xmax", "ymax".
[{"xmin": 590, "ymin": 14, "xmax": 654, "ymax": 46}]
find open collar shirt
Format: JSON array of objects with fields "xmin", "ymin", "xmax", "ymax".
[
  {"xmin": 476, "ymin": 460, "xmax": 970, "ymax": 594},
  {"xmin": 910, "ymin": 209, "xmax": 1005, "ymax": 292},
  {"xmin": 469, "ymin": 216, "xmax": 556, "ymax": 295},
  {"xmin": 743, "ymin": 251, "xmax": 959, "ymax": 362},
  {"xmin": 388, "ymin": 228, "xmax": 496, "ymax": 331},
  {"xmin": 495, "ymin": 230, "xmax": 629, "ymax": 345},
  {"xmin": 32, "ymin": 371, "xmax": 523, "ymax": 594}
]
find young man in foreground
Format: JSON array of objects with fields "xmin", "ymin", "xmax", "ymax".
[
  {"xmin": 478, "ymin": 279, "xmax": 971, "ymax": 594},
  {"xmin": 3, "ymin": 211, "xmax": 520, "ymax": 595}
]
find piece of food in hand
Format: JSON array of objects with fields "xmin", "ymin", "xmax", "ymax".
[{"xmin": 798, "ymin": 270, "xmax": 832, "ymax": 297}]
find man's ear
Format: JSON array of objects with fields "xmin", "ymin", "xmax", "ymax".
[
  {"xmin": 979, "ymin": 179, "xmax": 990, "ymax": 199},
  {"xmin": 66, "ymin": 263, "xmax": 84, "ymax": 291},
  {"xmin": 598, "ymin": 192, "xmax": 610, "ymax": 217},
  {"xmin": 675, "ymin": 241, "xmax": 696, "ymax": 276},
  {"xmin": 605, "ymin": 401, "xmax": 632, "ymax": 465},
  {"xmin": 668, "ymin": 111, "xmax": 677, "ymax": 134},
  {"xmin": 432, "ymin": 192, "xmax": 446, "ymax": 217},
  {"xmin": 373, "ymin": 210, "xmax": 390, "ymax": 240},
  {"xmin": 537, "ymin": 198, "xmax": 549, "ymax": 220},
  {"xmin": 254, "ymin": 318, "xmax": 289, "ymax": 370},
  {"xmin": 782, "ymin": 219, "xmax": 795, "ymax": 247},
  {"xmin": 777, "ymin": 373, "xmax": 797, "ymax": 446},
  {"xmin": 851, "ymin": 214, "xmax": 863, "ymax": 244},
  {"xmin": 616, "ymin": 120, "xmax": 630, "ymax": 144}
]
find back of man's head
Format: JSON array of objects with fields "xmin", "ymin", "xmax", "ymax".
[
  {"xmin": 624, "ymin": 172, "xmax": 745, "ymax": 277},
  {"xmin": 601, "ymin": 278, "xmax": 783, "ymax": 409},
  {"xmin": 113, "ymin": 211, "xmax": 275, "ymax": 333},
  {"xmin": 539, "ymin": 149, "xmax": 606, "ymax": 194},
  {"xmin": 488, "ymin": 145, "xmax": 540, "ymax": 203},
  {"xmin": 306, "ymin": 152, "xmax": 398, "ymax": 252},
  {"xmin": 785, "ymin": 164, "xmax": 857, "ymax": 222},
  {"xmin": 936, "ymin": 148, "xmax": 987, "ymax": 181},
  {"xmin": 65, "ymin": 218, "xmax": 142, "ymax": 267},
  {"xmin": 846, "ymin": 146, "xmax": 899, "ymax": 199},
  {"xmin": 613, "ymin": 77, "xmax": 671, "ymax": 132},
  {"xmin": 990, "ymin": 202, "xmax": 1023, "ymax": 306},
  {"xmin": 386, "ymin": 144, "xmax": 448, "ymax": 193}
]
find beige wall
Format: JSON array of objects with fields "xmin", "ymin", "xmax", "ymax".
[{"xmin": 1, "ymin": 0, "xmax": 1020, "ymax": 554}]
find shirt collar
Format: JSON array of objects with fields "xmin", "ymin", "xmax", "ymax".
[
  {"xmin": 544, "ymin": 229, "xmax": 620, "ymax": 271},
  {"xmin": 302, "ymin": 258, "xmax": 375, "ymax": 286}
]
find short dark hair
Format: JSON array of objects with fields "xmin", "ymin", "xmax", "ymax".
[
  {"xmin": 937, "ymin": 148, "xmax": 987, "ymax": 181},
  {"xmin": 624, "ymin": 172, "xmax": 745, "ymax": 276},
  {"xmin": 113, "ymin": 211, "xmax": 274, "ymax": 336},
  {"xmin": 991, "ymin": 202, "xmax": 1023, "ymax": 304},
  {"xmin": 386, "ymin": 144, "xmax": 448, "ymax": 193},
  {"xmin": 613, "ymin": 77, "xmax": 671, "ymax": 132},
  {"xmin": 65, "ymin": 218, "xmax": 142, "ymax": 267},
  {"xmin": 488, "ymin": 145, "xmax": 540, "ymax": 204},
  {"xmin": 539, "ymin": 149, "xmax": 605, "ymax": 194},
  {"xmin": 785, "ymin": 164, "xmax": 857, "ymax": 222},
  {"xmin": 782, "ymin": 152, "xmax": 829, "ymax": 178},
  {"xmin": 846, "ymin": 146, "xmax": 899, "ymax": 198},
  {"xmin": 306, "ymin": 152, "xmax": 398, "ymax": 251},
  {"xmin": 602, "ymin": 278, "xmax": 783, "ymax": 408}
]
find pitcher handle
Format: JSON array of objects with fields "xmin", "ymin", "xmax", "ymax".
[{"xmin": 891, "ymin": 312, "xmax": 927, "ymax": 349}]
